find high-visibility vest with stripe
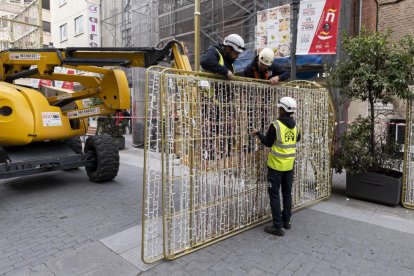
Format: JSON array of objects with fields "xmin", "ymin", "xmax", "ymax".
[
  {"xmin": 202, "ymin": 48, "xmax": 234, "ymax": 73},
  {"xmin": 215, "ymin": 49, "xmax": 235, "ymax": 72},
  {"xmin": 200, "ymin": 49, "xmax": 234, "ymax": 99},
  {"xmin": 267, "ymin": 120, "xmax": 299, "ymax": 171}
]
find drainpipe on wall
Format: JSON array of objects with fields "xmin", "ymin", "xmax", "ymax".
[
  {"xmin": 358, "ymin": 0, "xmax": 362, "ymax": 34},
  {"xmin": 374, "ymin": 0, "xmax": 379, "ymax": 31}
]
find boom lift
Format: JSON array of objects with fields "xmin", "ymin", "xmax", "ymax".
[{"xmin": 0, "ymin": 41, "xmax": 191, "ymax": 182}]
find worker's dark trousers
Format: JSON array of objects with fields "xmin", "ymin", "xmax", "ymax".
[{"xmin": 267, "ymin": 167, "xmax": 293, "ymax": 229}]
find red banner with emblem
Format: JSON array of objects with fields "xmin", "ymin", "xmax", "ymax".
[{"xmin": 296, "ymin": 0, "xmax": 341, "ymax": 55}]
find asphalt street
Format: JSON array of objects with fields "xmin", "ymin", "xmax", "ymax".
[{"xmin": 0, "ymin": 136, "xmax": 142, "ymax": 275}]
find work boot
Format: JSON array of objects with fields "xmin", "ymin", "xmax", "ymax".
[
  {"xmin": 264, "ymin": 224, "xmax": 285, "ymax": 236},
  {"xmin": 283, "ymin": 221, "xmax": 291, "ymax": 230}
]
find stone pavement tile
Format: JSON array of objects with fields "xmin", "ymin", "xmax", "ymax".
[
  {"xmin": 246, "ymin": 267, "xmax": 267, "ymax": 275},
  {"xmin": 5, "ymin": 264, "xmax": 54, "ymax": 276},
  {"xmin": 355, "ymin": 258, "xmax": 375, "ymax": 275},
  {"xmin": 283, "ymin": 252, "xmax": 312, "ymax": 273},
  {"xmin": 293, "ymin": 262, "xmax": 318, "ymax": 276},
  {"xmin": 44, "ymin": 241, "xmax": 139, "ymax": 276},
  {"xmin": 338, "ymin": 267, "xmax": 359, "ymax": 276},
  {"xmin": 406, "ymin": 221, "xmax": 414, "ymax": 234},
  {"xmin": 120, "ymin": 245, "xmax": 160, "ymax": 272},
  {"xmin": 369, "ymin": 211, "xmax": 408, "ymax": 232},
  {"xmin": 99, "ymin": 225, "xmax": 141, "ymax": 254},
  {"xmin": 274, "ymin": 269, "xmax": 294, "ymax": 276},
  {"xmin": 0, "ymin": 266, "xmax": 14, "ymax": 276},
  {"xmin": 263, "ymin": 259, "xmax": 289, "ymax": 275},
  {"xmin": 309, "ymin": 263, "xmax": 340, "ymax": 276},
  {"xmin": 386, "ymin": 264, "xmax": 413, "ymax": 276},
  {"xmin": 141, "ymin": 208, "xmax": 414, "ymax": 275}
]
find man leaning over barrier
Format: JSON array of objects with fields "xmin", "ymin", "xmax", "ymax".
[
  {"xmin": 244, "ymin": 47, "xmax": 290, "ymax": 84},
  {"xmin": 251, "ymin": 96, "xmax": 300, "ymax": 236},
  {"xmin": 199, "ymin": 34, "xmax": 245, "ymax": 160},
  {"xmin": 244, "ymin": 47, "xmax": 290, "ymax": 152}
]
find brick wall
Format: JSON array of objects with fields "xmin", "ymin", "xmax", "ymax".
[
  {"xmin": 350, "ymin": 0, "xmax": 377, "ymax": 35},
  {"xmin": 361, "ymin": 0, "xmax": 377, "ymax": 31},
  {"xmin": 378, "ymin": 0, "xmax": 414, "ymax": 41}
]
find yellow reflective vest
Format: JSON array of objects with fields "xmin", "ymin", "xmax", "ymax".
[
  {"xmin": 200, "ymin": 49, "xmax": 234, "ymax": 100},
  {"xmin": 201, "ymin": 48, "xmax": 235, "ymax": 73},
  {"xmin": 267, "ymin": 120, "xmax": 299, "ymax": 171}
]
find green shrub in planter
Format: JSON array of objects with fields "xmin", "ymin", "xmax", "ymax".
[
  {"xmin": 328, "ymin": 30, "xmax": 413, "ymax": 205},
  {"xmin": 328, "ymin": 30, "xmax": 413, "ymax": 175}
]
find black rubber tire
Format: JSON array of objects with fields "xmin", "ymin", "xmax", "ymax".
[
  {"xmin": 65, "ymin": 137, "xmax": 82, "ymax": 154},
  {"xmin": 84, "ymin": 135, "xmax": 119, "ymax": 183}
]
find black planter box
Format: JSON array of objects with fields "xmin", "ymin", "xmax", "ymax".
[{"xmin": 346, "ymin": 171, "xmax": 402, "ymax": 206}]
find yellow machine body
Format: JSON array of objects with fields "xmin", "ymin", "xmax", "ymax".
[{"xmin": 0, "ymin": 82, "xmax": 87, "ymax": 146}]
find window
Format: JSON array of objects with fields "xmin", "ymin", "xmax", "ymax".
[
  {"xmin": 59, "ymin": 0, "xmax": 66, "ymax": 7},
  {"xmin": 43, "ymin": 21, "xmax": 50, "ymax": 33},
  {"xmin": 42, "ymin": 0, "xmax": 50, "ymax": 10},
  {"xmin": 60, "ymin": 23, "xmax": 67, "ymax": 42},
  {"xmin": 74, "ymin": 16, "xmax": 83, "ymax": 35},
  {"xmin": 1, "ymin": 16, "xmax": 10, "ymax": 29}
]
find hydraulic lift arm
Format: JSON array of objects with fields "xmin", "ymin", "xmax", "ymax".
[{"xmin": 0, "ymin": 41, "xmax": 191, "ymax": 146}]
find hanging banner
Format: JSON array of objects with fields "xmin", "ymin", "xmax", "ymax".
[
  {"xmin": 256, "ymin": 4, "xmax": 291, "ymax": 57},
  {"xmin": 296, "ymin": 0, "xmax": 341, "ymax": 55},
  {"xmin": 87, "ymin": 3, "xmax": 100, "ymax": 47}
]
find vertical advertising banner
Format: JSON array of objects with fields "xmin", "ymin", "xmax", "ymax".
[
  {"xmin": 88, "ymin": 3, "xmax": 100, "ymax": 47},
  {"xmin": 256, "ymin": 4, "xmax": 291, "ymax": 57},
  {"xmin": 296, "ymin": 0, "xmax": 341, "ymax": 55}
]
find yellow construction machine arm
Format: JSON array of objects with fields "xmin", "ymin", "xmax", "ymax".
[
  {"xmin": 0, "ymin": 40, "xmax": 191, "ymax": 120},
  {"xmin": 0, "ymin": 40, "xmax": 191, "ymax": 146}
]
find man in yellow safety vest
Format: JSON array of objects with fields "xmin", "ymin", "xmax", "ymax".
[
  {"xmin": 251, "ymin": 96, "xmax": 300, "ymax": 236},
  {"xmin": 200, "ymin": 33, "xmax": 245, "ymax": 79},
  {"xmin": 199, "ymin": 34, "xmax": 245, "ymax": 160}
]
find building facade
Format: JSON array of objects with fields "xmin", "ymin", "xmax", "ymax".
[
  {"xmin": 378, "ymin": 0, "xmax": 414, "ymax": 41},
  {"xmin": 0, "ymin": 0, "xmax": 47, "ymax": 50},
  {"xmin": 50, "ymin": 0, "xmax": 100, "ymax": 47}
]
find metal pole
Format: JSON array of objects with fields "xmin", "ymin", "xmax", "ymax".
[
  {"xmin": 358, "ymin": 0, "xmax": 362, "ymax": 34},
  {"xmin": 38, "ymin": 0, "xmax": 43, "ymax": 48},
  {"xmin": 291, "ymin": 0, "xmax": 300, "ymax": 81},
  {"xmin": 194, "ymin": 0, "xmax": 201, "ymax": 71}
]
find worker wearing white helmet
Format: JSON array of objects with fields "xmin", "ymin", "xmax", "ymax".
[
  {"xmin": 251, "ymin": 96, "xmax": 300, "ymax": 236},
  {"xmin": 244, "ymin": 47, "xmax": 290, "ymax": 84},
  {"xmin": 199, "ymin": 34, "xmax": 245, "ymax": 161},
  {"xmin": 200, "ymin": 33, "xmax": 245, "ymax": 80}
]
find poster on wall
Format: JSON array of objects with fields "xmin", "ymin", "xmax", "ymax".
[
  {"xmin": 256, "ymin": 4, "xmax": 291, "ymax": 58},
  {"xmin": 296, "ymin": 0, "xmax": 341, "ymax": 55}
]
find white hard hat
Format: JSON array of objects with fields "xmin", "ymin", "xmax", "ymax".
[
  {"xmin": 223, "ymin": 34, "xmax": 245, "ymax": 53},
  {"xmin": 259, "ymin": 48, "xmax": 274, "ymax": 66},
  {"xmin": 277, "ymin": 97, "xmax": 297, "ymax": 113}
]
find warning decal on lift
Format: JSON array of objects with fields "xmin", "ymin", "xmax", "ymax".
[
  {"xmin": 56, "ymin": 93, "xmax": 73, "ymax": 100},
  {"xmin": 9, "ymin": 53, "xmax": 41, "ymax": 60},
  {"xmin": 41, "ymin": 112, "xmax": 62, "ymax": 126},
  {"xmin": 67, "ymin": 107, "xmax": 100, "ymax": 118}
]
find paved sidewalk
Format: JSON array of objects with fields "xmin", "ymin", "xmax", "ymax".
[
  {"xmin": 5, "ymin": 137, "xmax": 414, "ymax": 275},
  {"xmin": 8, "ymin": 171, "xmax": 414, "ymax": 276}
]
